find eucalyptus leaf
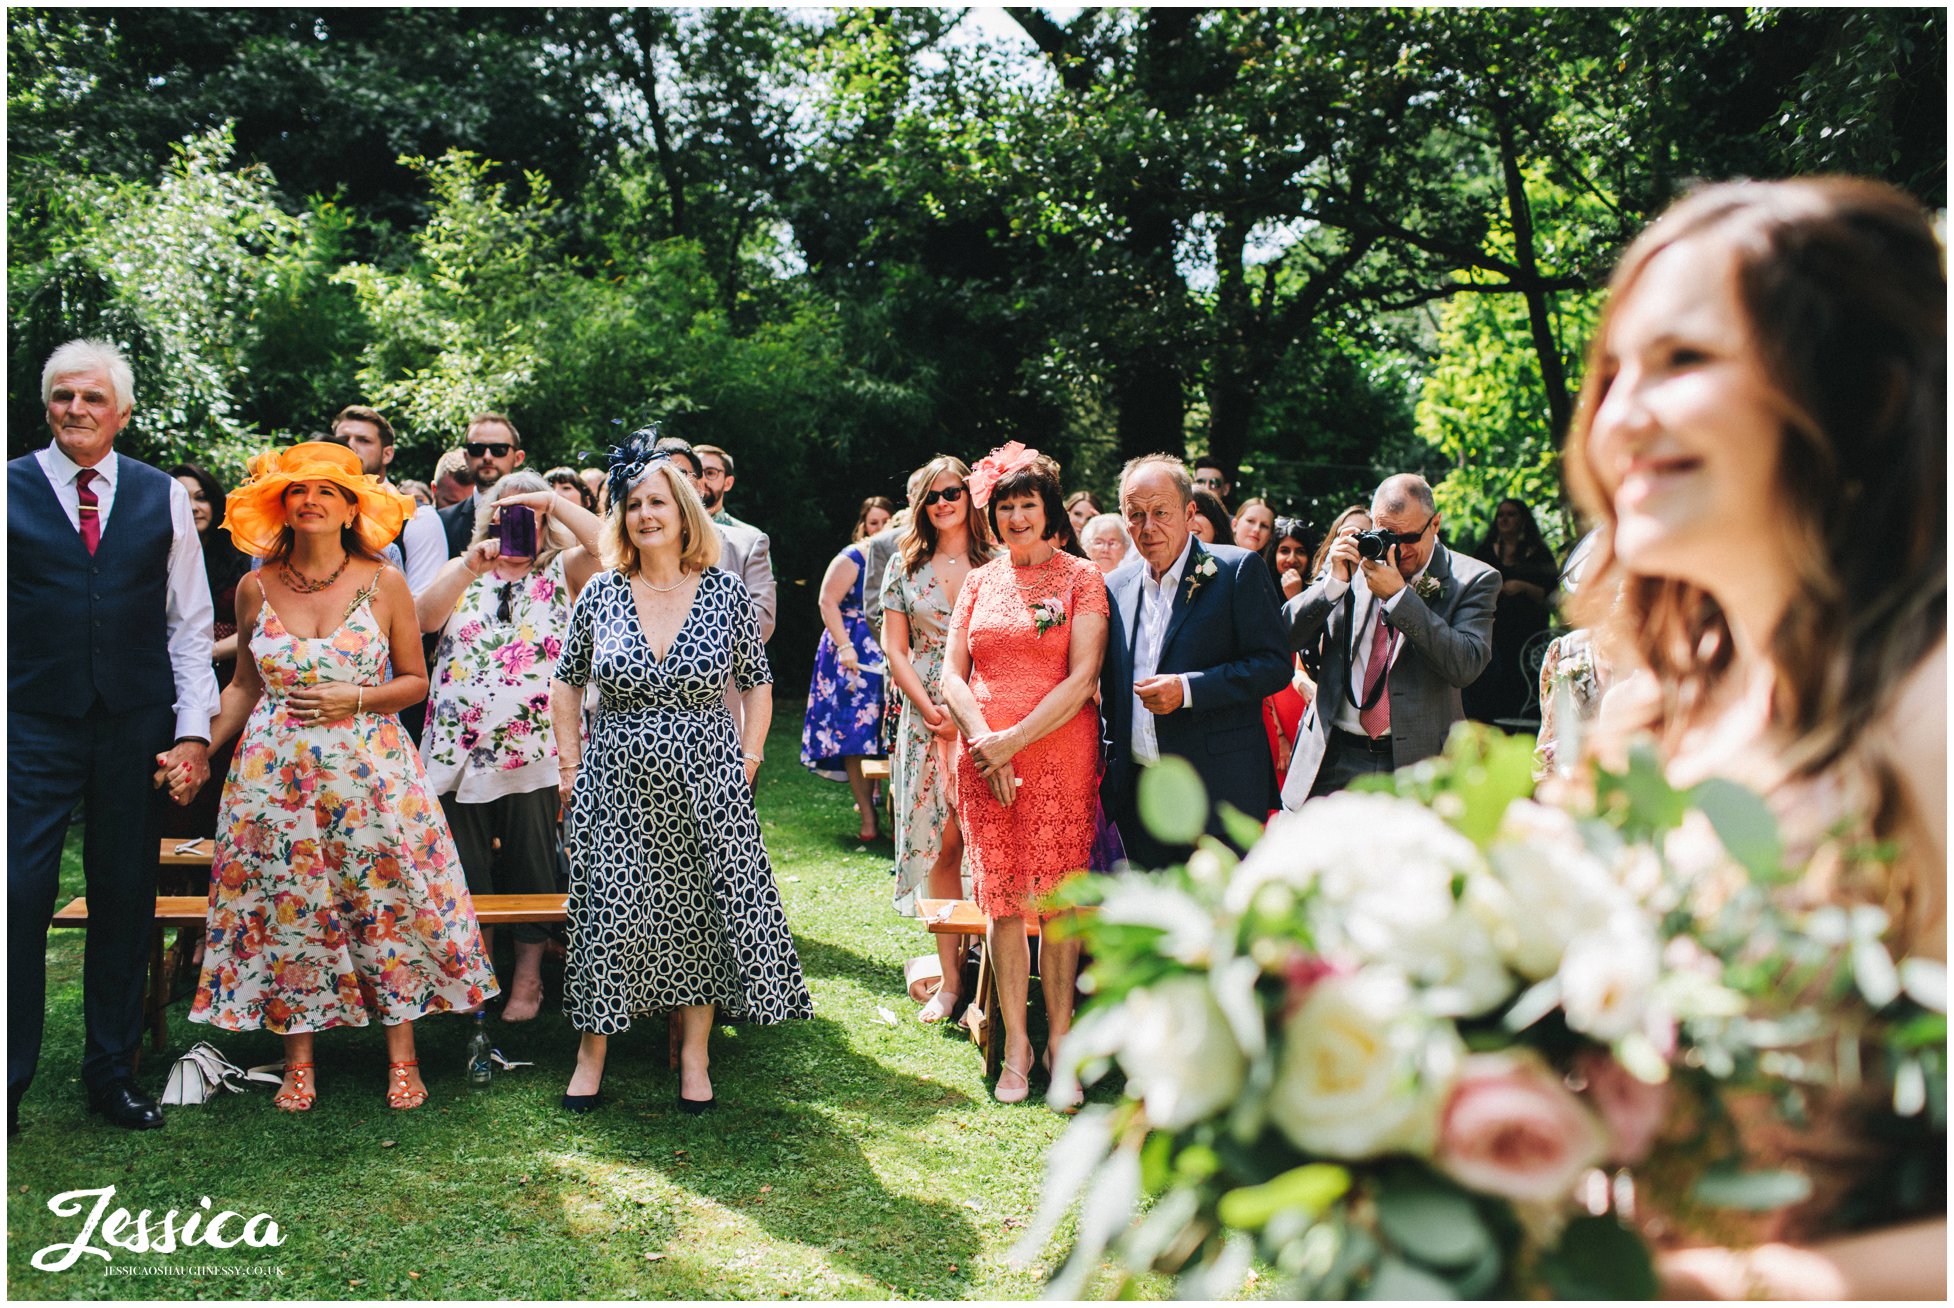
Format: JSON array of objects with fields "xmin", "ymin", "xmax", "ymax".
[
  {"xmin": 1690, "ymin": 1166, "xmax": 1813, "ymax": 1211},
  {"xmin": 1138, "ymin": 756, "xmax": 1209, "ymax": 846},
  {"xmin": 1691, "ymin": 776, "xmax": 1788, "ymax": 884},
  {"xmin": 1216, "ymin": 801, "xmax": 1266, "ymax": 853},
  {"xmin": 1536, "ymin": 1214, "xmax": 1657, "ymax": 1300},
  {"xmin": 1362, "ymin": 1254, "xmax": 1458, "ymax": 1300},
  {"xmin": 1373, "ymin": 1172, "xmax": 1493, "ymax": 1268}
]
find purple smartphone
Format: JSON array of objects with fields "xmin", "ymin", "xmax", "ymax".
[{"xmin": 496, "ymin": 505, "xmax": 537, "ymax": 559}]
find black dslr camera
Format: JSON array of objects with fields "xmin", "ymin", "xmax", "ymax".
[{"xmin": 1354, "ymin": 526, "xmax": 1413, "ymax": 561}]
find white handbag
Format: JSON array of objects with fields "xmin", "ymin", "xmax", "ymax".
[{"xmin": 160, "ymin": 1042, "xmax": 282, "ymax": 1106}]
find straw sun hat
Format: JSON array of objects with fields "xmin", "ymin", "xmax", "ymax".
[{"xmin": 221, "ymin": 441, "xmax": 419, "ymax": 559}]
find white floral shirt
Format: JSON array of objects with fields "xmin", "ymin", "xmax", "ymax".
[{"xmin": 422, "ymin": 556, "xmax": 572, "ymax": 803}]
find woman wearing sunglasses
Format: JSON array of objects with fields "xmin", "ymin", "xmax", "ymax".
[
  {"xmin": 415, "ymin": 470, "xmax": 603, "ymax": 1021},
  {"xmin": 881, "ymin": 456, "xmax": 997, "ymax": 1021}
]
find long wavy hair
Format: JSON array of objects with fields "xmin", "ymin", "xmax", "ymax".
[
  {"xmin": 1308, "ymin": 505, "xmax": 1371, "ymax": 580},
  {"xmin": 897, "ymin": 455, "xmax": 995, "ymax": 576},
  {"xmin": 1564, "ymin": 177, "xmax": 1945, "ymax": 835}
]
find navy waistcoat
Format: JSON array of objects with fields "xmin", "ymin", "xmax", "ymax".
[{"xmin": 9, "ymin": 452, "xmax": 177, "ymax": 715}]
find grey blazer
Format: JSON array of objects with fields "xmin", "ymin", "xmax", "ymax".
[
  {"xmin": 715, "ymin": 519, "xmax": 776, "ymax": 643},
  {"xmin": 1280, "ymin": 541, "xmax": 1499, "ymax": 805}
]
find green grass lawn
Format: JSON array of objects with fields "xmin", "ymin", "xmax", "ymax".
[{"xmin": 6, "ymin": 705, "xmax": 1100, "ymax": 1300}]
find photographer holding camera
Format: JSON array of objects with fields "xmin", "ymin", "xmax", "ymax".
[{"xmin": 1280, "ymin": 473, "xmax": 1499, "ymax": 803}]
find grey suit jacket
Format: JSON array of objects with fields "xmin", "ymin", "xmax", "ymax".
[
  {"xmin": 1280, "ymin": 541, "xmax": 1499, "ymax": 804},
  {"xmin": 715, "ymin": 519, "xmax": 776, "ymax": 643}
]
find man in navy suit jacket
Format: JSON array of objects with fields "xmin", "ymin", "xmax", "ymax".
[{"xmin": 1100, "ymin": 455, "xmax": 1292, "ymax": 868}]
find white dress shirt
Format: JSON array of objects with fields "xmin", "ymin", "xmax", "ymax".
[
  {"xmin": 1317, "ymin": 559, "xmax": 1430, "ymax": 737},
  {"xmin": 37, "ymin": 444, "xmax": 221, "ymax": 740},
  {"xmin": 392, "ymin": 503, "xmax": 448, "ymax": 597},
  {"xmin": 1131, "ymin": 534, "xmax": 1197, "ymax": 765}
]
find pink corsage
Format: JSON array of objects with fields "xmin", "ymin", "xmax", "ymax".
[
  {"xmin": 967, "ymin": 440, "xmax": 1042, "ymax": 509},
  {"xmin": 1029, "ymin": 595, "xmax": 1068, "ymax": 635}
]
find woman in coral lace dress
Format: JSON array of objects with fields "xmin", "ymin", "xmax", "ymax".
[
  {"xmin": 943, "ymin": 444, "xmax": 1109, "ymax": 1106},
  {"xmin": 1564, "ymin": 178, "xmax": 1944, "ymax": 1299},
  {"xmin": 189, "ymin": 442, "xmax": 498, "ymax": 1114}
]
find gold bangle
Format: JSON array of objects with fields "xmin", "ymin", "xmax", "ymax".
[{"xmin": 356, "ymin": 687, "xmax": 364, "ymax": 714}]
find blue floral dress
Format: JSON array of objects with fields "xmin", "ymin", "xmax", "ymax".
[{"xmin": 799, "ymin": 543, "xmax": 888, "ymax": 780}]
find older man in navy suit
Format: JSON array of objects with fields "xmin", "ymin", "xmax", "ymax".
[
  {"xmin": 1100, "ymin": 454, "xmax": 1291, "ymax": 868},
  {"xmin": 9, "ymin": 339, "xmax": 220, "ymax": 1133}
]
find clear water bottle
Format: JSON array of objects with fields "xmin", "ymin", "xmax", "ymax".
[{"xmin": 466, "ymin": 1011, "xmax": 493, "ymax": 1089}]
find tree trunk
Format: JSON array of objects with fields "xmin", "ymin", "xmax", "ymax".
[
  {"xmin": 1494, "ymin": 104, "xmax": 1571, "ymax": 440},
  {"xmin": 1204, "ymin": 213, "xmax": 1255, "ymax": 481},
  {"xmin": 631, "ymin": 9, "xmax": 686, "ymax": 238}
]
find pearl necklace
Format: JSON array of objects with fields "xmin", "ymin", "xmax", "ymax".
[{"xmin": 634, "ymin": 570, "xmax": 691, "ymax": 594}]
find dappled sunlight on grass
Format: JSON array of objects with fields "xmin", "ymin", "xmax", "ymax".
[{"xmin": 6, "ymin": 703, "xmax": 1096, "ymax": 1300}]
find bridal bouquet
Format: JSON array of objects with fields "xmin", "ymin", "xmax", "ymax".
[{"xmin": 1014, "ymin": 728, "xmax": 1945, "ymax": 1299}]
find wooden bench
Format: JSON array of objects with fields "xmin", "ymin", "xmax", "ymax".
[
  {"xmin": 917, "ymin": 898, "xmax": 1046, "ymax": 1079},
  {"xmin": 50, "ymin": 840, "xmax": 567, "ymax": 1058}
]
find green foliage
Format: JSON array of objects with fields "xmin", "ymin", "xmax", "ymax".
[
  {"xmin": 7, "ymin": 124, "xmax": 335, "ymax": 475},
  {"xmin": 1416, "ymin": 287, "xmax": 1597, "ymax": 554}
]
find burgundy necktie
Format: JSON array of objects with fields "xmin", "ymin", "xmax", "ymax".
[
  {"xmin": 75, "ymin": 468, "xmax": 101, "ymax": 555},
  {"xmin": 1359, "ymin": 608, "xmax": 1392, "ymax": 738}
]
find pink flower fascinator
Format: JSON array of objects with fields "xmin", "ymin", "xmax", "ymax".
[{"xmin": 966, "ymin": 440, "xmax": 1043, "ymax": 509}]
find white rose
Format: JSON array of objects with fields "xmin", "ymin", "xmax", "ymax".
[
  {"xmin": 1116, "ymin": 974, "xmax": 1248, "ymax": 1130},
  {"xmin": 1397, "ymin": 891, "xmax": 1517, "ymax": 1019},
  {"xmin": 1484, "ymin": 802, "xmax": 1632, "ymax": 978},
  {"xmin": 1558, "ymin": 926, "xmax": 1661, "ymax": 1042},
  {"xmin": 1268, "ymin": 971, "xmax": 1463, "ymax": 1159},
  {"xmin": 1096, "ymin": 881, "xmax": 1215, "ymax": 966},
  {"xmin": 1227, "ymin": 792, "xmax": 1480, "ymax": 919}
]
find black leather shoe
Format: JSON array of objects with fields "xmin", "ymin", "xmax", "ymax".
[
  {"xmin": 678, "ymin": 1093, "xmax": 715, "ymax": 1115},
  {"xmin": 88, "ymin": 1080, "xmax": 164, "ymax": 1130},
  {"xmin": 560, "ymin": 1092, "xmax": 603, "ymax": 1115}
]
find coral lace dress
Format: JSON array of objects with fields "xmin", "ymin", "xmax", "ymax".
[{"xmin": 951, "ymin": 551, "xmax": 1108, "ymax": 919}]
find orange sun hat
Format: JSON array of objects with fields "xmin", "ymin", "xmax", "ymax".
[{"xmin": 221, "ymin": 441, "xmax": 419, "ymax": 558}]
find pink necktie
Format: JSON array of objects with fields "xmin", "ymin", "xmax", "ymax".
[
  {"xmin": 75, "ymin": 469, "xmax": 101, "ymax": 555},
  {"xmin": 1359, "ymin": 609, "xmax": 1392, "ymax": 738}
]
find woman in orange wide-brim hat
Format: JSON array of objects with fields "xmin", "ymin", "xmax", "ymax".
[
  {"xmin": 219, "ymin": 441, "xmax": 418, "ymax": 560},
  {"xmin": 183, "ymin": 440, "xmax": 499, "ymax": 1115}
]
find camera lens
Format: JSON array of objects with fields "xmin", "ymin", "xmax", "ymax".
[{"xmin": 1355, "ymin": 529, "xmax": 1390, "ymax": 561}]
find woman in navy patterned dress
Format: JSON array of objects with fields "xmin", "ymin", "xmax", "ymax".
[
  {"xmin": 549, "ymin": 431, "xmax": 812, "ymax": 1114},
  {"xmin": 800, "ymin": 496, "xmax": 895, "ymax": 840}
]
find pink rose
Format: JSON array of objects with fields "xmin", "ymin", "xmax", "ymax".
[
  {"xmin": 1434, "ymin": 1053, "xmax": 1607, "ymax": 1204},
  {"xmin": 1573, "ymin": 1050, "xmax": 1669, "ymax": 1165}
]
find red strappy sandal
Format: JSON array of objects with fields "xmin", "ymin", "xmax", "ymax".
[{"xmin": 386, "ymin": 1060, "xmax": 427, "ymax": 1110}]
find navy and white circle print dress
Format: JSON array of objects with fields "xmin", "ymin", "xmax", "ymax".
[{"xmin": 555, "ymin": 568, "xmax": 813, "ymax": 1032}]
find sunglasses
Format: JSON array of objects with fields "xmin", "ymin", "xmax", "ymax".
[
  {"xmin": 496, "ymin": 581, "xmax": 516, "ymax": 625},
  {"xmin": 921, "ymin": 486, "xmax": 966, "ymax": 507},
  {"xmin": 1275, "ymin": 517, "xmax": 1307, "ymax": 537},
  {"xmin": 465, "ymin": 442, "xmax": 515, "ymax": 458}
]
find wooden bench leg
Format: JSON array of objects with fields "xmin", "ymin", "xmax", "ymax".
[{"xmin": 145, "ymin": 925, "xmax": 169, "ymax": 1062}]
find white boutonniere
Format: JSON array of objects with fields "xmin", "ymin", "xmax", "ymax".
[
  {"xmin": 1029, "ymin": 596, "xmax": 1068, "ymax": 635},
  {"xmin": 1412, "ymin": 576, "xmax": 1442, "ymax": 603},
  {"xmin": 1185, "ymin": 552, "xmax": 1220, "ymax": 602}
]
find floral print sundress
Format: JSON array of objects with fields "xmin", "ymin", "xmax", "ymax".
[
  {"xmin": 422, "ymin": 556, "xmax": 571, "ymax": 802},
  {"xmin": 190, "ymin": 578, "xmax": 499, "ymax": 1033}
]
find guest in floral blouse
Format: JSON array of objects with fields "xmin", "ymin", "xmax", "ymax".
[{"xmin": 416, "ymin": 470, "xmax": 603, "ymax": 1021}]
